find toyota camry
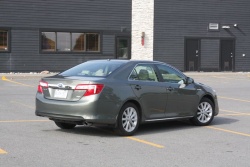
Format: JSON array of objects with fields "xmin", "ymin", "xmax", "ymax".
[{"xmin": 36, "ymin": 59, "xmax": 219, "ymax": 136}]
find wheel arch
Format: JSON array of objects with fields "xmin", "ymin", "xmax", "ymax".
[
  {"xmin": 201, "ymin": 94, "xmax": 215, "ymax": 105},
  {"xmin": 114, "ymin": 99, "xmax": 142, "ymax": 136},
  {"xmin": 120, "ymin": 99, "xmax": 143, "ymax": 123}
]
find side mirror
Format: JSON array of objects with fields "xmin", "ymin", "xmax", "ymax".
[{"xmin": 185, "ymin": 77, "xmax": 194, "ymax": 84}]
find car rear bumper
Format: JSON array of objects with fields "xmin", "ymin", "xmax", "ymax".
[
  {"xmin": 35, "ymin": 111, "xmax": 84, "ymax": 121},
  {"xmin": 35, "ymin": 93, "xmax": 118, "ymax": 125}
]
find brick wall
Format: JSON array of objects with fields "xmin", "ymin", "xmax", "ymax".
[{"xmin": 131, "ymin": 0, "xmax": 154, "ymax": 61}]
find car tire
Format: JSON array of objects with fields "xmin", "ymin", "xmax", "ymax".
[
  {"xmin": 116, "ymin": 103, "xmax": 140, "ymax": 136},
  {"xmin": 191, "ymin": 98, "xmax": 215, "ymax": 126},
  {"xmin": 54, "ymin": 121, "xmax": 76, "ymax": 129}
]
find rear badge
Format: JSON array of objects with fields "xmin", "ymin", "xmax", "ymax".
[{"xmin": 58, "ymin": 83, "xmax": 65, "ymax": 88}]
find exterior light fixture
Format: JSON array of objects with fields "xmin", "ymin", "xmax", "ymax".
[
  {"xmin": 121, "ymin": 27, "xmax": 127, "ymax": 32},
  {"xmin": 222, "ymin": 25, "xmax": 230, "ymax": 29},
  {"xmin": 141, "ymin": 32, "xmax": 145, "ymax": 46}
]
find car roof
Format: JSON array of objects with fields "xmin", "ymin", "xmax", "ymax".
[{"xmin": 86, "ymin": 59, "xmax": 164, "ymax": 64}]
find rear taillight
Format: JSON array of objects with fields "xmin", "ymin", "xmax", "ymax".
[
  {"xmin": 37, "ymin": 80, "xmax": 48, "ymax": 93},
  {"xmin": 75, "ymin": 84, "xmax": 104, "ymax": 96}
]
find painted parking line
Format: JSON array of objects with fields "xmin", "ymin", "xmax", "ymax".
[
  {"xmin": 0, "ymin": 120, "xmax": 164, "ymax": 149},
  {"xmin": 220, "ymin": 109, "xmax": 250, "ymax": 115},
  {"xmin": 0, "ymin": 149, "xmax": 7, "ymax": 154},
  {"xmin": 218, "ymin": 96, "xmax": 250, "ymax": 103},
  {"xmin": 96, "ymin": 127, "xmax": 165, "ymax": 149},
  {"xmin": 0, "ymin": 120, "xmax": 50, "ymax": 123},
  {"xmin": 1, "ymin": 76, "xmax": 34, "ymax": 87},
  {"xmin": 207, "ymin": 109, "xmax": 250, "ymax": 137},
  {"xmin": 221, "ymin": 109, "xmax": 244, "ymax": 114},
  {"xmin": 126, "ymin": 136, "xmax": 164, "ymax": 148},
  {"xmin": 206, "ymin": 126, "xmax": 250, "ymax": 137},
  {"xmin": 10, "ymin": 101, "xmax": 35, "ymax": 109},
  {"xmin": 212, "ymin": 76, "xmax": 249, "ymax": 80},
  {"xmin": 219, "ymin": 113, "xmax": 250, "ymax": 116}
]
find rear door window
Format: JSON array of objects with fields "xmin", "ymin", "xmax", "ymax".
[{"xmin": 129, "ymin": 64, "xmax": 158, "ymax": 82}]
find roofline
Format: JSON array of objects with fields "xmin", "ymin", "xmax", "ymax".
[{"xmin": 87, "ymin": 59, "xmax": 164, "ymax": 64}]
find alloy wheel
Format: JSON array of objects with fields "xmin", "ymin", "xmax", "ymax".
[
  {"xmin": 197, "ymin": 102, "xmax": 213, "ymax": 123},
  {"xmin": 121, "ymin": 107, "xmax": 138, "ymax": 132}
]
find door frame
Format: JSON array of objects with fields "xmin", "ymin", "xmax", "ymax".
[
  {"xmin": 115, "ymin": 36, "xmax": 131, "ymax": 59},
  {"xmin": 219, "ymin": 39, "xmax": 235, "ymax": 72},
  {"xmin": 184, "ymin": 37, "xmax": 235, "ymax": 72},
  {"xmin": 184, "ymin": 37, "xmax": 201, "ymax": 72}
]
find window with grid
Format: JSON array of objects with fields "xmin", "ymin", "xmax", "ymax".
[{"xmin": 41, "ymin": 31, "xmax": 100, "ymax": 53}]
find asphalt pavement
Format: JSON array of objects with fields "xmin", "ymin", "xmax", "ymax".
[{"xmin": 0, "ymin": 72, "xmax": 250, "ymax": 167}]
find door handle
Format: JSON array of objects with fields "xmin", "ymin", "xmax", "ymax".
[
  {"xmin": 134, "ymin": 85, "xmax": 141, "ymax": 90},
  {"xmin": 166, "ymin": 87, "xmax": 174, "ymax": 91}
]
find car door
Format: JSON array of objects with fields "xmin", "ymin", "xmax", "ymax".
[
  {"xmin": 129, "ymin": 64, "xmax": 168, "ymax": 119},
  {"xmin": 155, "ymin": 64, "xmax": 199, "ymax": 117}
]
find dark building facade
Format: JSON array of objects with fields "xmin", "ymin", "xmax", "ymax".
[
  {"xmin": 153, "ymin": 0, "xmax": 250, "ymax": 71},
  {"xmin": 1, "ymin": 0, "xmax": 250, "ymax": 72},
  {"xmin": 0, "ymin": 0, "xmax": 131, "ymax": 72}
]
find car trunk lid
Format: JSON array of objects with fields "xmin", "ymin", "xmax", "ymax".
[{"xmin": 39, "ymin": 75, "xmax": 105, "ymax": 101}]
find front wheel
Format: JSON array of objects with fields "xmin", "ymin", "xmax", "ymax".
[
  {"xmin": 115, "ymin": 103, "xmax": 140, "ymax": 136},
  {"xmin": 191, "ymin": 98, "xmax": 215, "ymax": 126},
  {"xmin": 54, "ymin": 121, "xmax": 76, "ymax": 129}
]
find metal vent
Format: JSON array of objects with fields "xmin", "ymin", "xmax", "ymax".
[{"xmin": 209, "ymin": 23, "xmax": 219, "ymax": 30}]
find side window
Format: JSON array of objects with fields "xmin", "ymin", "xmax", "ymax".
[
  {"xmin": 156, "ymin": 64, "xmax": 184, "ymax": 83},
  {"xmin": 0, "ymin": 30, "xmax": 9, "ymax": 51},
  {"xmin": 129, "ymin": 64, "xmax": 158, "ymax": 82}
]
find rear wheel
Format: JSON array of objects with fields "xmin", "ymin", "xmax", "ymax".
[
  {"xmin": 116, "ymin": 103, "xmax": 140, "ymax": 136},
  {"xmin": 54, "ymin": 121, "xmax": 76, "ymax": 129},
  {"xmin": 191, "ymin": 98, "xmax": 215, "ymax": 126}
]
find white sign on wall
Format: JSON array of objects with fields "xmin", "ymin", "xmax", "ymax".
[{"xmin": 208, "ymin": 23, "xmax": 219, "ymax": 31}]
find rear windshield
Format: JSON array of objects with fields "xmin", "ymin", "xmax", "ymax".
[{"xmin": 59, "ymin": 61, "xmax": 125, "ymax": 77}]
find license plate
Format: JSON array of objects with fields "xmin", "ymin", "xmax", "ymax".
[{"xmin": 54, "ymin": 89, "xmax": 68, "ymax": 98}]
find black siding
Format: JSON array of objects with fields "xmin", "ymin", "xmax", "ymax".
[
  {"xmin": 0, "ymin": 0, "xmax": 131, "ymax": 72},
  {"xmin": 154, "ymin": 0, "xmax": 250, "ymax": 71}
]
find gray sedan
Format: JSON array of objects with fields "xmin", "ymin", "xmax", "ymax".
[{"xmin": 36, "ymin": 60, "xmax": 219, "ymax": 136}]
